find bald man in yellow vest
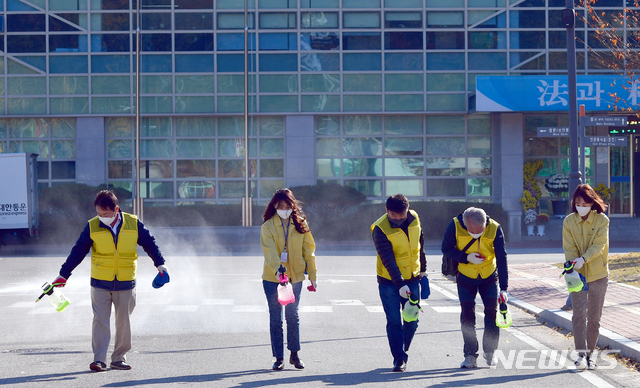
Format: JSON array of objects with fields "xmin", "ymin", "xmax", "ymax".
[
  {"xmin": 441, "ymin": 207, "xmax": 508, "ymax": 369},
  {"xmin": 371, "ymin": 194, "xmax": 427, "ymax": 372}
]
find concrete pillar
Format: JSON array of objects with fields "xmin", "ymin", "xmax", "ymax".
[
  {"xmin": 284, "ymin": 115, "xmax": 316, "ymax": 188},
  {"xmin": 594, "ymin": 126, "xmax": 610, "ymax": 187},
  {"xmin": 76, "ymin": 117, "xmax": 106, "ymax": 186},
  {"xmin": 499, "ymin": 113, "xmax": 524, "ymax": 242}
]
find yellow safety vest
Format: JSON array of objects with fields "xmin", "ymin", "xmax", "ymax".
[
  {"xmin": 89, "ymin": 213, "xmax": 139, "ymax": 281},
  {"xmin": 455, "ymin": 217, "xmax": 499, "ymax": 279},
  {"xmin": 371, "ymin": 210, "xmax": 421, "ymax": 281}
]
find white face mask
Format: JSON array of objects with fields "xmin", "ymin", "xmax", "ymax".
[
  {"xmin": 576, "ymin": 205, "xmax": 592, "ymax": 217},
  {"xmin": 469, "ymin": 230, "xmax": 484, "ymax": 239},
  {"xmin": 99, "ymin": 214, "xmax": 116, "ymax": 225},
  {"xmin": 277, "ymin": 209, "xmax": 292, "ymax": 219}
]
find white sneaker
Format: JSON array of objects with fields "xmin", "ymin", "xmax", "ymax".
[
  {"xmin": 575, "ymin": 356, "xmax": 587, "ymax": 370},
  {"xmin": 587, "ymin": 358, "xmax": 597, "ymax": 370},
  {"xmin": 460, "ymin": 355, "xmax": 478, "ymax": 369},
  {"xmin": 483, "ymin": 352, "xmax": 497, "ymax": 366}
]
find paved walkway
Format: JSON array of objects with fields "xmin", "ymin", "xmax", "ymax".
[{"xmin": 508, "ymin": 262, "xmax": 640, "ymax": 361}]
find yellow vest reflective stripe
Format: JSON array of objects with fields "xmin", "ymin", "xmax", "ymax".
[
  {"xmin": 89, "ymin": 213, "xmax": 139, "ymax": 281},
  {"xmin": 371, "ymin": 210, "xmax": 421, "ymax": 281},
  {"xmin": 455, "ymin": 217, "xmax": 499, "ymax": 279}
]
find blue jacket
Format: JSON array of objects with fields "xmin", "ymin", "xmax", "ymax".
[{"xmin": 59, "ymin": 211, "xmax": 165, "ymax": 291}]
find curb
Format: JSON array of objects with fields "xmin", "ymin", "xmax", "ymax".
[{"xmin": 509, "ymin": 296, "xmax": 640, "ymax": 362}]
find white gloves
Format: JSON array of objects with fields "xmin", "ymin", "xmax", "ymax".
[
  {"xmin": 572, "ymin": 257, "xmax": 585, "ymax": 270},
  {"xmin": 499, "ymin": 290, "xmax": 509, "ymax": 303},
  {"xmin": 399, "ymin": 285, "xmax": 410, "ymax": 299},
  {"xmin": 420, "ymin": 272, "xmax": 427, "ymax": 278},
  {"xmin": 467, "ymin": 253, "xmax": 484, "ymax": 265},
  {"xmin": 157, "ymin": 265, "xmax": 168, "ymax": 273},
  {"xmin": 311, "ymin": 280, "xmax": 317, "ymax": 289}
]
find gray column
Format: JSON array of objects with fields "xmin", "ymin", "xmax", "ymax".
[
  {"xmin": 284, "ymin": 115, "xmax": 316, "ymax": 188},
  {"xmin": 499, "ymin": 113, "xmax": 524, "ymax": 242},
  {"xmin": 594, "ymin": 126, "xmax": 610, "ymax": 187},
  {"xmin": 76, "ymin": 117, "xmax": 106, "ymax": 186}
]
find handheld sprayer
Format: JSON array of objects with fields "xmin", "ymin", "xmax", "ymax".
[
  {"xmin": 402, "ymin": 292, "xmax": 423, "ymax": 322},
  {"xmin": 277, "ymin": 265, "xmax": 295, "ymax": 306},
  {"xmin": 561, "ymin": 261, "xmax": 584, "ymax": 293},
  {"xmin": 36, "ymin": 282, "xmax": 70, "ymax": 312}
]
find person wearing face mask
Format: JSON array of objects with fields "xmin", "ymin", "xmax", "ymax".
[
  {"xmin": 563, "ymin": 184, "xmax": 610, "ymax": 371},
  {"xmin": 261, "ymin": 188, "xmax": 317, "ymax": 371},
  {"xmin": 441, "ymin": 207, "xmax": 508, "ymax": 369},
  {"xmin": 52, "ymin": 190, "xmax": 167, "ymax": 372},
  {"xmin": 371, "ymin": 194, "xmax": 427, "ymax": 372}
]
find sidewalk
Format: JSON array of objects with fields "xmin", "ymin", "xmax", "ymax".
[{"xmin": 508, "ymin": 262, "xmax": 640, "ymax": 362}]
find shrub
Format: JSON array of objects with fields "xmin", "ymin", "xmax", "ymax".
[{"xmin": 536, "ymin": 213, "xmax": 549, "ymax": 225}]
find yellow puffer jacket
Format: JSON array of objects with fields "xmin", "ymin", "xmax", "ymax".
[
  {"xmin": 261, "ymin": 215, "xmax": 316, "ymax": 284},
  {"xmin": 563, "ymin": 210, "xmax": 609, "ymax": 282}
]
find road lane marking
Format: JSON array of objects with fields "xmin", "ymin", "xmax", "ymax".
[
  {"xmin": 300, "ymin": 306, "xmax": 332, "ymax": 312},
  {"xmin": 202, "ymin": 299, "xmax": 234, "ymax": 305},
  {"xmin": 329, "ymin": 300, "xmax": 364, "ymax": 306},
  {"xmin": 164, "ymin": 305, "xmax": 199, "ymax": 312}
]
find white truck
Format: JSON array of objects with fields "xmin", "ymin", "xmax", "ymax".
[{"xmin": 0, "ymin": 153, "xmax": 39, "ymax": 246}]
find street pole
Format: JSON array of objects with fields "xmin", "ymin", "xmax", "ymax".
[
  {"xmin": 242, "ymin": 0, "xmax": 251, "ymax": 226},
  {"xmin": 579, "ymin": 105, "xmax": 586, "ymax": 184},
  {"xmin": 564, "ymin": 1, "xmax": 583, "ymax": 196},
  {"xmin": 134, "ymin": 0, "xmax": 143, "ymax": 221}
]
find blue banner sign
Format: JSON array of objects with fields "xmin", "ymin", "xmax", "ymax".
[{"xmin": 476, "ymin": 75, "xmax": 636, "ymax": 112}]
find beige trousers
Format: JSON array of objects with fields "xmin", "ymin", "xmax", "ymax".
[
  {"xmin": 570, "ymin": 276, "xmax": 608, "ymax": 357},
  {"xmin": 91, "ymin": 287, "xmax": 136, "ymax": 363}
]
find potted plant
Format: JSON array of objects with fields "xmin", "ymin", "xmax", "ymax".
[
  {"xmin": 593, "ymin": 183, "xmax": 615, "ymax": 205},
  {"xmin": 536, "ymin": 213, "xmax": 549, "ymax": 236},
  {"xmin": 524, "ymin": 209, "xmax": 537, "ymax": 236},
  {"xmin": 545, "ymin": 174, "xmax": 569, "ymax": 216}
]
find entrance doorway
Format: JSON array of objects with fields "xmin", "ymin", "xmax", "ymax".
[{"xmin": 609, "ymin": 135, "xmax": 635, "ymax": 216}]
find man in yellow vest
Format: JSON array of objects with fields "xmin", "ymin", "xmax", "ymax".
[
  {"xmin": 52, "ymin": 190, "xmax": 168, "ymax": 372},
  {"xmin": 371, "ymin": 194, "xmax": 426, "ymax": 372},
  {"xmin": 441, "ymin": 207, "xmax": 508, "ymax": 369}
]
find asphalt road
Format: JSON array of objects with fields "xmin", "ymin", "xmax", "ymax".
[{"xmin": 1, "ymin": 253, "xmax": 639, "ymax": 387}]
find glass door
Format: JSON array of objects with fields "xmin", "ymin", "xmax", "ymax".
[
  {"xmin": 634, "ymin": 136, "xmax": 639, "ymax": 217},
  {"xmin": 609, "ymin": 138, "xmax": 632, "ymax": 216}
]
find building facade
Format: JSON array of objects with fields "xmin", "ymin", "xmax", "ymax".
[{"xmin": 0, "ymin": 0, "xmax": 637, "ymax": 240}]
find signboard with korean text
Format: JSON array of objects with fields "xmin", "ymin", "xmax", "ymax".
[
  {"xmin": 583, "ymin": 137, "xmax": 628, "ymax": 147},
  {"xmin": 581, "ymin": 116, "xmax": 627, "ymax": 126},
  {"xmin": 537, "ymin": 127, "xmax": 569, "ymax": 137},
  {"xmin": 476, "ymin": 75, "xmax": 640, "ymax": 112}
]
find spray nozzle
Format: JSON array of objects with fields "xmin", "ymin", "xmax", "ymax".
[
  {"xmin": 278, "ymin": 265, "xmax": 288, "ymax": 284},
  {"xmin": 406, "ymin": 292, "xmax": 423, "ymax": 313},
  {"xmin": 561, "ymin": 261, "xmax": 575, "ymax": 277}
]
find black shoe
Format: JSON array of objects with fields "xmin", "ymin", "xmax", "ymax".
[
  {"xmin": 272, "ymin": 358, "xmax": 284, "ymax": 370},
  {"xmin": 392, "ymin": 360, "xmax": 407, "ymax": 372},
  {"xmin": 110, "ymin": 361, "xmax": 132, "ymax": 370},
  {"xmin": 89, "ymin": 361, "xmax": 107, "ymax": 372},
  {"xmin": 289, "ymin": 352, "xmax": 305, "ymax": 369}
]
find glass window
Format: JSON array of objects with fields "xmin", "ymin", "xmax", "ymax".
[
  {"xmin": 301, "ymin": 74, "xmax": 340, "ymax": 92},
  {"xmin": 426, "ymin": 137, "xmax": 465, "ymax": 155},
  {"xmin": 343, "ymin": 158, "xmax": 382, "ymax": 177},
  {"xmin": 384, "ymin": 0, "xmax": 421, "ymax": 6},
  {"xmin": 49, "ymin": 56, "xmax": 88, "ymax": 73},
  {"xmin": 427, "ymin": 73, "xmax": 465, "ymax": 91},
  {"xmin": 468, "ymin": 137, "xmax": 491, "ymax": 155},
  {"xmin": 316, "ymin": 139, "xmax": 341, "ymax": 158},
  {"xmin": 139, "ymin": 13, "xmax": 171, "ymax": 30},
  {"xmin": 140, "ymin": 182, "xmax": 173, "ymax": 199},
  {"xmin": 427, "ymin": 0, "xmax": 463, "ymax": 6},
  {"xmin": 51, "ymin": 0, "xmax": 88, "ymax": 10},
  {"xmin": 510, "ymin": 31, "xmax": 545, "ymax": 49},
  {"xmin": 385, "ymin": 137, "xmax": 422, "ymax": 156},
  {"xmin": 343, "ymin": 0, "xmax": 380, "ymax": 7},
  {"xmin": 387, "ymin": 179, "xmax": 423, "ymax": 196},
  {"xmin": 426, "ymin": 157, "xmax": 464, "ymax": 176},
  {"xmin": 259, "ymin": 33, "xmax": 298, "ymax": 50},
  {"xmin": 301, "ymin": 53, "xmax": 340, "ymax": 71},
  {"xmin": 426, "ymin": 12, "xmax": 463, "ymax": 28},
  {"xmin": 8, "ymin": 14, "xmax": 45, "ymax": 32},
  {"xmin": 301, "ymin": 32, "xmax": 339, "ymax": 50},
  {"xmin": 91, "ymin": 97, "xmax": 131, "ymax": 114},
  {"xmin": 385, "ymin": 53, "xmax": 424, "ymax": 70},
  {"xmin": 175, "ymin": 33, "xmax": 214, "ymax": 51},
  {"xmin": 468, "ymin": 31, "xmax": 507, "ymax": 49},
  {"xmin": 176, "ymin": 75, "xmax": 215, "ymax": 93},
  {"xmin": 385, "ymin": 116, "xmax": 422, "ymax": 135},
  {"xmin": 509, "ymin": 10, "xmax": 545, "ymax": 28},
  {"xmin": 301, "ymin": 0, "xmax": 339, "ymax": 7},
  {"xmin": 50, "ymin": 14, "xmax": 87, "ymax": 31},
  {"xmin": 315, "ymin": 116, "xmax": 340, "ymax": 135},
  {"xmin": 175, "ymin": 13, "xmax": 213, "ymax": 30},
  {"xmin": 50, "ymin": 98, "xmax": 89, "ymax": 114},
  {"xmin": 426, "ymin": 32, "xmax": 464, "ymax": 50},
  {"xmin": 427, "ymin": 94, "xmax": 465, "ymax": 111},
  {"xmin": 52, "ymin": 142, "xmax": 76, "ymax": 160},
  {"xmin": 259, "ymin": 0, "xmax": 296, "ymax": 8},
  {"xmin": 301, "ymin": 12, "xmax": 338, "ymax": 28},
  {"xmin": 259, "ymin": 54, "xmax": 297, "ymax": 71},
  {"xmin": 343, "ymin": 53, "xmax": 381, "ymax": 71},
  {"xmin": 50, "ymin": 76, "xmax": 89, "ymax": 95},
  {"xmin": 427, "ymin": 178, "xmax": 465, "ymax": 197},
  {"xmin": 141, "ymin": 34, "xmax": 172, "ymax": 51},
  {"xmin": 468, "ymin": 52, "xmax": 506, "ymax": 70},
  {"xmin": 92, "ymin": 55, "xmax": 130, "ymax": 73},
  {"xmin": 260, "ymin": 74, "xmax": 298, "ymax": 92},
  {"xmin": 468, "ymin": 11, "xmax": 507, "ymax": 28},
  {"xmin": 217, "ymin": 13, "xmax": 255, "ymax": 29},
  {"xmin": 468, "ymin": 157, "xmax": 491, "ymax": 176},
  {"xmin": 216, "ymin": 33, "xmax": 256, "ymax": 50},
  {"xmin": 260, "ymin": 139, "xmax": 284, "ymax": 157},
  {"xmin": 138, "ymin": 54, "xmax": 172, "ymax": 73},
  {"xmin": 9, "ymin": 118, "xmax": 47, "ymax": 138},
  {"xmin": 344, "ymin": 115, "xmax": 382, "ymax": 135},
  {"xmin": 385, "ymin": 74, "xmax": 423, "ymax": 92},
  {"xmin": 343, "ymin": 74, "xmax": 381, "ymax": 92},
  {"xmin": 177, "ymin": 160, "xmax": 216, "ymax": 178},
  {"xmin": 427, "ymin": 53, "xmax": 465, "ymax": 70},
  {"xmin": 176, "ymin": 117, "xmax": 215, "ymax": 137},
  {"xmin": 91, "ymin": 0, "xmax": 128, "ymax": 10},
  {"xmin": 469, "ymin": 115, "xmax": 492, "ymax": 134},
  {"xmin": 217, "ymin": 74, "xmax": 256, "ymax": 93},
  {"xmin": 49, "ymin": 35, "xmax": 88, "ymax": 53},
  {"xmin": 109, "ymin": 161, "xmax": 132, "ymax": 179},
  {"xmin": 343, "ymin": 12, "xmax": 380, "ymax": 28},
  {"xmin": 343, "ymin": 32, "xmax": 381, "ymax": 50},
  {"xmin": 385, "ymin": 12, "xmax": 422, "ymax": 28},
  {"xmin": 92, "ymin": 76, "xmax": 130, "ymax": 94},
  {"xmin": 10, "ymin": 140, "xmax": 49, "ymax": 157},
  {"xmin": 385, "ymin": 95, "xmax": 424, "ymax": 112},
  {"xmin": 175, "ymin": 54, "xmax": 214, "ymax": 72},
  {"xmin": 302, "ymin": 95, "xmax": 340, "ymax": 111},
  {"xmin": 260, "ymin": 96, "xmax": 298, "ymax": 113},
  {"xmin": 260, "ymin": 159, "xmax": 284, "ymax": 177},
  {"xmin": 7, "ymin": 77, "xmax": 46, "ymax": 95},
  {"xmin": 259, "ymin": 13, "xmax": 296, "ymax": 29},
  {"xmin": 174, "ymin": 0, "xmax": 213, "ymax": 9},
  {"xmin": 7, "ymin": 36, "xmax": 46, "ymax": 53},
  {"xmin": 91, "ymin": 34, "xmax": 130, "ymax": 52},
  {"xmin": 175, "ymin": 96, "xmax": 215, "ymax": 113},
  {"xmin": 176, "ymin": 140, "xmax": 216, "ymax": 158},
  {"xmin": 90, "ymin": 13, "xmax": 129, "ymax": 31},
  {"xmin": 385, "ymin": 32, "xmax": 423, "ymax": 50},
  {"xmin": 469, "ymin": 0, "xmax": 505, "ymax": 6},
  {"xmin": 468, "ymin": 178, "xmax": 491, "ymax": 197},
  {"xmin": 385, "ymin": 158, "xmax": 423, "ymax": 177},
  {"xmin": 343, "ymin": 137, "xmax": 382, "ymax": 156},
  {"xmin": 140, "ymin": 139, "xmax": 174, "ymax": 158}
]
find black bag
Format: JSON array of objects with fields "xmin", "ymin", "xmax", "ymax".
[{"xmin": 441, "ymin": 238, "xmax": 478, "ymax": 278}]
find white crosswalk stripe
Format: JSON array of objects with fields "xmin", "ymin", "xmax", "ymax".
[
  {"xmin": 299, "ymin": 306, "xmax": 332, "ymax": 312},
  {"xmin": 164, "ymin": 305, "xmax": 199, "ymax": 312},
  {"xmin": 329, "ymin": 300, "xmax": 364, "ymax": 306}
]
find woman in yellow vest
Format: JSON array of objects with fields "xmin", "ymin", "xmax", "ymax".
[
  {"xmin": 261, "ymin": 188, "xmax": 317, "ymax": 371},
  {"xmin": 441, "ymin": 207, "xmax": 508, "ymax": 369},
  {"xmin": 563, "ymin": 184, "xmax": 609, "ymax": 371}
]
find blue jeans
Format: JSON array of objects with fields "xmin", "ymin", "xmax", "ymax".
[
  {"xmin": 263, "ymin": 280, "xmax": 303, "ymax": 359},
  {"xmin": 457, "ymin": 273, "xmax": 499, "ymax": 358},
  {"xmin": 378, "ymin": 281, "xmax": 420, "ymax": 365}
]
